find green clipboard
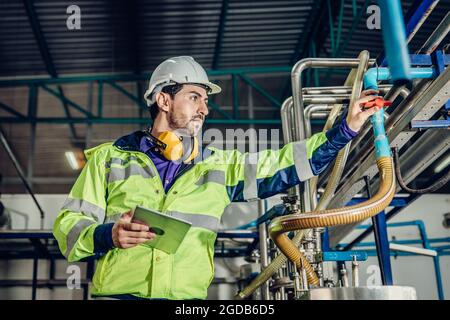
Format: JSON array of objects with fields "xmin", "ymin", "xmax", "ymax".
[{"xmin": 131, "ymin": 205, "xmax": 192, "ymax": 254}]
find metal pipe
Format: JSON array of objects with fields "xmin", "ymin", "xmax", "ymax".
[
  {"xmin": 316, "ymin": 51, "xmax": 370, "ymax": 211},
  {"xmin": 291, "ymin": 58, "xmax": 374, "ymax": 140},
  {"xmin": 303, "ymin": 84, "xmax": 392, "ymax": 95},
  {"xmin": 258, "ymin": 200, "xmax": 270, "ymax": 300},
  {"xmin": 304, "ymin": 105, "xmax": 334, "ymax": 137},
  {"xmin": 291, "ymin": 58, "xmax": 375, "ymax": 211},
  {"xmin": 0, "ymin": 127, "xmax": 45, "ymax": 229},
  {"xmin": 389, "ymin": 243, "xmax": 438, "ymax": 257},
  {"xmin": 273, "ymin": 53, "xmax": 371, "ymax": 286},
  {"xmin": 405, "ymin": 0, "xmax": 440, "ymax": 44},
  {"xmin": 303, "ymin": 94, "xmax": 350, "ymax": 104},
  {"xmin": 281, "ymin": 97, "xmax": 301, "ymax": 200}
]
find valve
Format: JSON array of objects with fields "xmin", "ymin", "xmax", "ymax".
[{"xmin": 362, "ymin": 97, "xmax": 392, "ymax": 110}]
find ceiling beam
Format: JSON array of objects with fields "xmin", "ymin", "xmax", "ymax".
[{"xmin": 212, "ymin": 0, "xmax": 230, "ymax": 69}]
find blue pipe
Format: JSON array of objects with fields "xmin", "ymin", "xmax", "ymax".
[
  {"xmin": 363, "ymin": 67, "xmax": 436, "ymax": 90},
  {"xmin": 343, "ymin": 219, "xmax": 446, "ymax": 300},
  {"xmin": 377, "ymin": 0, "xmax": 411, "ymax": 85},
  {"xmin": 370, "ymin": 108, "xmax": 391, "ymax": 158},
  {"xmin": 380, "ymin": 0, "xmax": 437, "ymax": 66}
]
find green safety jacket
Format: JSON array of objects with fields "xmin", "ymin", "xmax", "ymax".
[{"xmin": 53, "ymin": 122, "xmax": 354, "ymax": 299}]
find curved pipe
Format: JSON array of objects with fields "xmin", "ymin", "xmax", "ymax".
[
  {"xmin": 291, "ymin": 58, "xmax": 374, "ymax": 141},
  {"xmin": 269, "ymin": 108, "xmax": 395, "ymax": 286},
  {"xmin": 303, "ymin": 84, "xmax": 393, "ymax": 96},
  {"xmin": 304, "ymin": 105, "xmax": 334, "ymax": 137},
  {"xmin": 315, "ymin": 50, "xmax": 370, "ymax": 211},
  {"xmin": 377, "ymin": 0, "xmax": 411, "ymax": 84},
  {"xmin": 236, "ymin": 103, "xmax": 334, "ymax": 299},
  {"xmin": 363, "ymin": 67, "xmax": 436, "ymax": 90},
  {"xmin": 238, "ymin": 57, "xmax": 384, "ymax": 297}
]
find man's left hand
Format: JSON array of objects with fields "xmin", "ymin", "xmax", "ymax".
[{"xmin": 346, "ymin": 89, "xmax": 382, "ymax": 133}]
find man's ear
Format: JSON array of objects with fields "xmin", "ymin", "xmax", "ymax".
[{"xmin": 155, "ymin": 92, "xmax": 171, "ymax": 113}]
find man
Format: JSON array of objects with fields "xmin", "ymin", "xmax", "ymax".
[{"xmin": 53, "ymin": 56, "xmax": 379, "ymax": 300}]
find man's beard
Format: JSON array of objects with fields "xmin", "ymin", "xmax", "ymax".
[{"xmin": 168, "ymin": 112, "xmax": 203, "ymax": 136}]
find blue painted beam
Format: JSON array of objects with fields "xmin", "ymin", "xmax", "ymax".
[{"xmin": 433, "ymin": 51, "xmax": 450, "ymax": 114}]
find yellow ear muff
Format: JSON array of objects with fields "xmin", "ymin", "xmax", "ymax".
[{"xmin": 156, "ymin": 131, "xmax": 199, "ymax": 163}]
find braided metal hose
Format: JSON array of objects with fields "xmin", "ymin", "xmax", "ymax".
[
  {"xmin": 269, "ymin": 156, "xmax": 396, "ymax": 285},
  {"xmin": 234, "ymin": 230, "xmax": 306, "ymax": 299}
]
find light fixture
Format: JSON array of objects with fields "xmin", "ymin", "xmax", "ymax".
[{"xmin": 65, "ymin": 151, "xmax": 85, "ymax": 170}]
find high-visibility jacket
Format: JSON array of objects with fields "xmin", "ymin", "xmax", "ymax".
[{"xmin": 53, "ymin": 123, "xmax": 353, "ymax": 299}]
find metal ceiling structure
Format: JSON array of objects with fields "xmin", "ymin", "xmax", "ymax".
[{"xmin": 0, "ymin": 0, "xmax": 449, "ymax": 194}]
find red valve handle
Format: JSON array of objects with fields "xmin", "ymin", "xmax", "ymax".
[{"xmin": 362, "ymin": 97, "xmax": 392, "ymax": 110}]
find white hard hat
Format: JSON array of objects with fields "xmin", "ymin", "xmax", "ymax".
[{"xmin": 144, "ymin": 56, "xmax": 222, "ymax": 106}]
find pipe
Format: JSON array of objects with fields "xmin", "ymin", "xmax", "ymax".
[
  {"xmin": 315, "ymin": 51, "xmax": 370, "ymax": 211},
  {"xmin": 237, "ymin": 97, "xmax": 309, "ymax": 299},
  {"xmin": 239, "ymin": 57, "xmax": 384, "ymax": 297},
  {"xmin": 276, "ymin": 53, "xmax": 370, "ymax": 287},
  {"xmin": 304, "ymin": 105, "xmax": 334, "ymax": 137},
  {"xmin": 235, "ymin": 231, "xmax": 306, "ymax": 299},
  {"xmin": 324, "ymin": 74, "xmax": 439, "ymax": 243},
  {"xmin": 363, "ymin": 67, "xmax": 436, "ymax": 90},
  {"xmin": 0, "ymin": 127, "xmax": 45, "ymax": 229},
  {"xmin": 346, "ymin": 86, "xmax": 411, "ymax": 162},
  {"xmin": 303, "ymin": 84, "xmax": 392, "ymax": 96},
  {"xmin": 258, "ymin": 200, "xmax": 270, "ymax": 299},
  {"xmin": 291, "ymin": 58, "xmax": 375, "ymax": 141},
  {"xmin": 389, "ymin": 243, "xmax": 438, "ymax": 257},
  {"xmin": 281, "ymin": 97, "xmax": 302, "ymax": 201},
  {"xmin": 377, "ymin": 0, "xmax": 411, "ymax": 85},
  {"xmin": 383, "ymin": 85, "xmax": 411, "ymax": 102},
  {"xmin": 418, "ymin": 11, "xmax": 450, "ymax": 54},
  {"xmin": 269, "ymin": 108, "xmax": 395, "ymax": 286},
  {"xmin": 303, "ymin": 95, "xmax": 350, "ymax": 104},
  {"xmin": 291, "ymin": 58, "xmax": 376, "ymax": 211},
  {"xmin": 297, "ymin": 52, "xmax": 370, "ymax": 286},
  {"xmin": 405, "ymin": 0, "xmax": 440, "ymax": 45}
]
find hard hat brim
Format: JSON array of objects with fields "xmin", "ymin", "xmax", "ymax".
[{"xmin": 205, "ymin": 82, "xmax": 222, "ymax": 95}]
